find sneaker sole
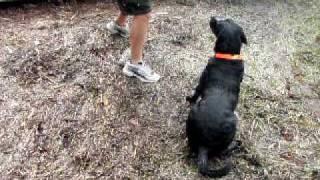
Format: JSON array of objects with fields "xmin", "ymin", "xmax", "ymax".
[
  {"xmin": 107, "ymin": 26, "xmax": 128, "ymax": 38},
  {"xmin": 119, "ymin": 32, "xmax": 129, "ymax": 38},
  {"xmin": 122, "ymin": 67, "xmax": 159, "ymax": 83}
]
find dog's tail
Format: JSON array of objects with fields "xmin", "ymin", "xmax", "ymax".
[{"xmin": 198, "ymin": 146, "xmax": 232, "ymax": 178}]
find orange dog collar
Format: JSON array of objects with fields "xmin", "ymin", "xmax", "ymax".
[{"xmin": 215, "ymin": 53, "xmax": 243, "ymax": 60}]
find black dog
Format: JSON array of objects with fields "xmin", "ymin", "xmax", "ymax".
[{"xmin": 186, "ymin": 17, "xmax": 247, "ymax": 178}]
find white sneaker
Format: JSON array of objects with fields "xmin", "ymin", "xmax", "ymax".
[
  {"xmin": 118, "ymin": 48, "xmax": 131, "ymax": 66},
  {"xmin": 106, "ymin": 21, "xmax": 129, "ymax": 38},
  {"xmin": 122, "ymin": 61, "xmax": 161, "ymax": 83}
]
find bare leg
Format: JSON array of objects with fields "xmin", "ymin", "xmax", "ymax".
[
  {"xmin": 130, "ymin": 13, "xmax": 151, "ymax": 64},
  {"xmin": 115, "ymin": 12, "xmax": 128, "ymax": 27}
]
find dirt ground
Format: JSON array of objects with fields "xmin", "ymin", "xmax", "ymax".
[{"xmin": 0, "ymin": 0, "xmax": 319, "ymax": 179}]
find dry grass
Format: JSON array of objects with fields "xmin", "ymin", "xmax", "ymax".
[{"xmin": 0, "ymin": 0, "xmax": 319, "ymax": 179}]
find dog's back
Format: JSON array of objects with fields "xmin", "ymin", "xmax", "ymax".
[
  {"xmin": 189, "ymin": 58, "xmax": 243, "ymax": 152},
  {"xmin": 204, "ymin": 58, "xmax": 244, "ymax": 109}
]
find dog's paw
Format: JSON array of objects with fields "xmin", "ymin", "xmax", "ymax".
[{"xmin": 186, "ymin": 96, "xmax": 195, "ymax": 104}]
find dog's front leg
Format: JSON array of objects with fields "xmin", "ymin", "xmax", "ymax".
[
  {"xmin": 186, "ymin": 67, "xmax": 208, "ymax": 104},
  {"xmin": 186, "ymin": 88, "xmax": 200, "ymax": 104}
]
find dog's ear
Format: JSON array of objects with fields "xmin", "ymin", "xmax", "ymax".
[
  {"xmin": 210, "ymin": 17, "xmax": 217, "ymax": 33},
  {"xmin": 240, "ymin": 30, "xmax": 248, "ymax": 45}
]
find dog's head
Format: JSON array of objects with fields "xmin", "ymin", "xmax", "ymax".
[{"xmin": 210, "ymin": 17, "xmax": 247, "ymax": 54}]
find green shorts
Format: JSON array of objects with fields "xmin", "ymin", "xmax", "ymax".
[{"xmin": 117, "ymin": 0, "xmax": 152, "ymax": 15}]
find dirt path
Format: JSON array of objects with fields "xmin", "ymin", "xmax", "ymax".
[{"xmin": 0, "ymin": 0, "xmax": 319, "ymax": 179}]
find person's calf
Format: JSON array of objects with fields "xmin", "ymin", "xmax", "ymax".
[{"xmin": 130, "ymin": 13, "xmax": 151, "ymax": 64}]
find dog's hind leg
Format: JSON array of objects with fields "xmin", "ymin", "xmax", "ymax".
[
  {"xmin": 186, "ymin": 112, "xmax": 198, "ymax": 156},
  {"xmin": 221, "ymin": 140, "xmax": 242, "ymax": 157},
  {"xmin": 198, "ymin": 146, "xmax": 210, "ymax": 176},
  {"xmin": 198, "ymin": 146, "xmax": 233, "ymax": 178}
]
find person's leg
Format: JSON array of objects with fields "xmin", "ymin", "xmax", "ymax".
[
  {"xmin": 115, "ymin": 12, "xmax": 128, "ymax": 27},
  {"xmin": 130, "ymin": 13, "xmax": 151, "ymax": 64},
  {"xmin": 106, "ymin": 3, "xmax": 129, "ymax": 37},
  {"xmin": 122, "ymin": 12, "xmax": 160, "ymax": 83},
  {"xmin": 120, "ymin": 1, "xmax": 160, "ymax": 82}
]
